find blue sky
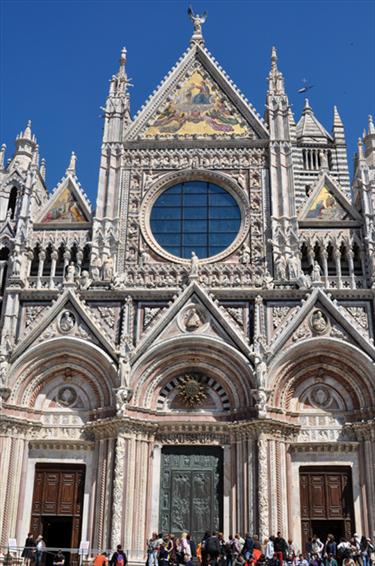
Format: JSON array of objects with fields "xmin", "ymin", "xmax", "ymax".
[{"xmin": 1, "ymin": 0, "xmax": 374, "ymax": 206}]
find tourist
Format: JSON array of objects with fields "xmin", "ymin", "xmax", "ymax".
[
  {"xmin": 265, "ymin": 537, "xmax": 275, "ymax": 561},
  {"xmin": 110, "ymin": 545, "xmax": 127, "ymax": 566},
  {"xmin": 325, "ymin": 553, "xmax": 338, "ymax": 566},
  {"xmin": 179, "ymin": 533, "xmax": 192, "ymax": 566},
  {"xmin": 22, "ymin": 533, "xmax": 36, "ymax": 566},
  {"xmin": 166, "ymin": 534, "xmax": 178, "ymax": 566},
  {"xmin": 311, "ymin": 536, "xmax": 324, "ymax": 559},
  {"xmin": 35, "ymin": 535, "xmax": 46, "ymax": 566},
  {"xmin": 361, "ymin": 537, "xmax": 374, "ymax": 566},
  {"xmin": 309, "ymin": 553, "xmax": 322, "ymax": 566},
  {"xmin": 158, "ymin": 543, "xmax": 169, "ymax": 566},
  {"xmin": 187, "ymin": 534, "xmax": 197, "ymax": 560},
  {"xmin": 52, "ymin": 550, "xmax": 65, "ymax": 566},
  {"xmin": 274, "ymin": 533, "xmax": 288, "ymax": 564},
  {"xmin": 242, "ymin": 534, "xmax": 254, "ymax": 562},
  {"xmin": 205, "ymin": 532, "xmax": 221, "ymax": 565},
  {"xmin": 337, "ymin": 539, "xmax": 352, "ymax": 566},
  {"xmin": 148, "ymin": 534, "xmax": 159, "ymax": 566},
  {"xmin": 267, "ymin": 552, "xmax": 281, "ymax": 566},
  {"xmin": 296, "ymin": 553, "xmax": 309, "ymax": 566},
  {"xmin": 348, "ymin": 538, "xmax": 361, "ymax": 566},
  {"xmin": 325, "ymin": 536, "xmax": 337, "ymax": 559},
  {"xmin": 93, "ymin": 552, "xmax": 109, "ymax": 566},
  {"xmin": 287, "ymin": 539, "xmax": 297, "ymax": 561}
]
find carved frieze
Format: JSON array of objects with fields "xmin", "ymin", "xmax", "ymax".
[{"xmin": 122, "ymin": 148, "xmax": 267, "ymax": 171}]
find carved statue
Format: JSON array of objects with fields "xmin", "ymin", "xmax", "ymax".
[
  {"xmin": 311, "ymin": 261, "xmax": 322, "ymax": 283},
  {"xmin": 275, "ymin": 254, "xmax": 287, "ymax": 280},
  {"xmin": 65, "ymin": 261, "xmax": 76, "ymax": 283},
  {"xmin": 189, "ymin": 251, "xmax": 199, "ymax": 278},
  {"xmin": 102, "ymin": 257, "xmax": 114, "ymax": 281},
  {"xmin": 255, "ymin": 360, "xmax": 267, "ymax": 389},
  {"xmin": 310, "ymin": 310, "xmax": 328, "ymax": 334},
  {"xmin": 59, "ymin": 311, "xmax": 75, "ymax": 333},
  {"xmin": 139, "ymin": 249, "xmax": 150, "ymax": 266},
  {"xmin": 184, "ymin": 307, "xmax": 203, "ymax": 330},
  {"xmin": 287, "ymin": 254, "xmax": 300, "ymax": 279},
  {"xmin": 116, "ymin": 386, "xmax": 132, "ymax": 416},
  {"xmin": 187, "ymin": 6, "xmax": 208, "ymax": 36},
  {"xmin": 79, "ymin": 270, "xmax": 91, "ymax": 290},
  {"xmin": 118, "ymin": 354, "xmax": 131, "ymax": 387},
  {"xmin": 11, "ymin": 245, "xmax": 22, "ymax": 277},
  {"xmin": 91, "ymin": 256, "xmax": 102, "ymax": 280},
  {"xmin": 240, "ymin": 244, "xmax": 250, "ymax": 265},
  {"xmin": 252, "ymin": 389, "xmax": 268, "ymax": 418}
]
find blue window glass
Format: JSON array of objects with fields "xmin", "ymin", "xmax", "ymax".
[{"xmin": 150, "ymin": 181, "xmax": 241, "ymax": 259}]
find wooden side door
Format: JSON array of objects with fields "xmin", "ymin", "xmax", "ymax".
[{"xmin": 30, "ymin": 464, "xmax": 85, "ymax": 547}]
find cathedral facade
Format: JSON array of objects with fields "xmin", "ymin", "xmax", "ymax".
[{"xmin": 0, "ymin": 16, "xmax": 375, "ymax": 562}]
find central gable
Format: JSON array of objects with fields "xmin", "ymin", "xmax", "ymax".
[
  {"xmin": 126, "ymin": 44, "xmax": 268, "ymax": 141},
  {"xmin": 143, "ymin": 68, "xmax": 250, "ymax": 138}
]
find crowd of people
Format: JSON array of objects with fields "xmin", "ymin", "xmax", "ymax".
[
  {"xmin": 144, "ymin": 531, "xmax": 375, "ymax": 566},
  {"xmin": 20, "ymin": 531, "xmax": 375, "ymax": 566}
]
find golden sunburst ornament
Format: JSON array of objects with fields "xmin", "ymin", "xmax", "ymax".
[{"xmin": 177, "ymin": 375, "xmax": 207, "ymax": 407}]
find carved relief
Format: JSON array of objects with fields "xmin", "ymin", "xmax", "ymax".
[
  {"xmin": 309, "ymin": 309, "xmax": 330, "ymax": 335},
  {"xmin": 178, "ymin": 303, "xmax": 208, "ymax": 333},
  {"xmin": 58, "ymin": 310, "xmax": 76, "ymax": 333}
]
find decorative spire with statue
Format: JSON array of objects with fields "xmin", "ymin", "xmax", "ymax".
[{"xmin": 188, "ymin": 5, "xmax": 207, "ymax": 46}]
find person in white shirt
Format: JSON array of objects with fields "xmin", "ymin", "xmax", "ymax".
[
  {"xmin": 35, "ymin": 535, "xmax": 46, "ymax": 566},
  {"xmin": 311, "ymin": 536, "xmax": 324, "ymax": 558},
  {"xmin": 265, "ymin": 537, "xmax": 275, "ymax": 560}
]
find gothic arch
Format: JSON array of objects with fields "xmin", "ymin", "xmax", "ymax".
[
  {"xmin": 131, "ymin": 335, "xmax": 255, "ymax": 413},
  {"xmin": 268, "ymin": 338, "xmax": 375, "ymax": 414},
  {"xmin": 8, "ymin": 337, "xmax": 117, "ymax": 409}
]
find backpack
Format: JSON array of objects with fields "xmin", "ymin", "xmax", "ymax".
[{"xmin": 206, "ymin": 537, "xmax": 220, "ymax": 555}]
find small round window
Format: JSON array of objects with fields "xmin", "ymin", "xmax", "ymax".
[{"xmin": 150, "ymin": 181, "xmax": 241, "ymax": 260}]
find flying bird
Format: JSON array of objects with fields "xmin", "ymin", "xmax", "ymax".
[{"xmin": 298, "ymin": 78, "xmax": 314, "ymax": 94}]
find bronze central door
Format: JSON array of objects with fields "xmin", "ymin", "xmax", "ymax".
[{"xmin": 160, "ymin": 446, "xmax": 223, "ymax": 541}]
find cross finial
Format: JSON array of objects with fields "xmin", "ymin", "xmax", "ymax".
[{"xmin": 188, "ymin": 5, "xmax": 207, "ymax": 46}]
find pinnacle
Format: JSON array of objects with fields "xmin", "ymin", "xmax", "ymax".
[
  {"xmin": 357, "ymin": 137, "xmax": 365, "ymax": 160},
  {"xmin": 118, "ymin": 47, "xmax": 127, "ymax": 76},
  {"xmin": 66, "ymin": 151, "xmax": 77, "ymax": 175},
  {"xmin": 368, "ymin": 114, "xmax": 375, "ymax": 135},
  {"xmin": 303, "ymin": 98, "xmax": 312, "ymax": 112},
  {"xmin": 23, "ymin": 120, "xmax": 32, "ymax": 140},
  {"xmin": 333, "ymin": 105, "xmax": 343, "ymax": 126},
  {"xmin": 271, "ymin": 46, "xmax": 278, "ymax": 68}
]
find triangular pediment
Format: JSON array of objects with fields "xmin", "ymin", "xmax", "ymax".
[
  {"xmin": 132, "ymin": 281, "xmax": 253, "ymax": 363},
  {"xmin": 35, "ymin": 174, "xmax": 92, "ymax": 227},
  {"xmin": 127, "ymin": 44, "xmax": 268, "ymax": 141},
  {"xmin": 12, "ymin": 290, "xmax": 116, "ymax": 361},
  {"xmin": 299, "ymin": 173, "xmax": 362, "ymax": 226},
  {"xmin": 269, "ymin": 289, "xmax": 375, "ymax": 361},
  {"xmin": 0, "ymin": 220, "xmax": 15, "ymax": 242}
]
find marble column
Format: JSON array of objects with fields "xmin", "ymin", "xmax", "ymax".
[
  {"xmin": 93, "ymin": 438, "xmax": 115, "ymax": 551},
  {"xmin": 257, "ymin": 433, "xmax": 269, "ymax": 541},
  {"xmin": 0, "ymin": 435, "xmax": 28, "ymax": 546},
  {"xmin": 112, "ymin": 431, "xmax": 153, "ymax": 560}
]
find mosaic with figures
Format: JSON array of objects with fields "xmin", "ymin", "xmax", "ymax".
[
  {"xmin": 41, "ymin": 187, "xmax": 87, "ymax": 224},
  {"xmin": 144, "ymin": 70, "xmax": 250, "ymax": 138},
  {"xmin": 305, "ymin": 186, "xmax": 348, "ymax": 221}
]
